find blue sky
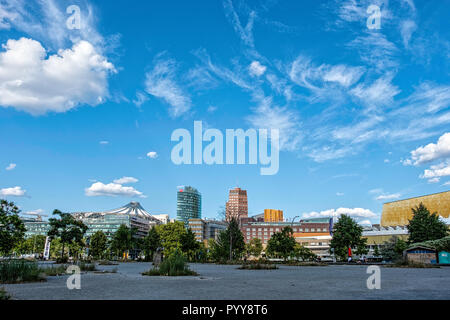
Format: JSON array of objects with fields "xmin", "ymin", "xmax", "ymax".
[{"xmin": 0, "ymin": 0, "xmax": 449, "ymax": 225}]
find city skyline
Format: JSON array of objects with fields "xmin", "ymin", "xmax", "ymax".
[{"xmin": 1, "ymin": 0, "xmax": 450, "ymax": 226}]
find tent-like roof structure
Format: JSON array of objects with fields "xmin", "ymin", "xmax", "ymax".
[
  {"xmin": 105, "ymin": 202, "xmax": 157, "ymax": 220},
  {"xmin": 73, "ymin": 202, "xmax": 161, "ymax": 222}
]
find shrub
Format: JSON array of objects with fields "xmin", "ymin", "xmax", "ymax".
[
  {"xmin": 0, "ymin": 260, "xmax": 45, "ymax": 284},
  {"xmin": 142, "ymin": 250, "xmax": 197, "ymax": 276},
  {"xmin": 97, "ymin": 260, "xmax": 119, "ymax": 266},
  {"xmin": 41, "ymin": 265, "xmax": 67, "ymax": 276},
  {"xmin": 0, "ymin": 287, "xmax": 10, "ymax": 300},
  {"xmin": 77, "ymin": 262, "xmax": 96, "ymax": 272},
  {"xmin": 56, "ymin": 256, "xmax": 68, "ymax": 264}
]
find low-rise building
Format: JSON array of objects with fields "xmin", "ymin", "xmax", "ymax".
[
  {"xmin": 188, "ymin": 218, "xmax": 228, "ymax": 243},
  {"xmin": 362, "ymin": 225, "xmax": 409, "ymax": 255},
  {"xmin": 240, "ymin": 216, "xmax": 330, "ymax": 247}
]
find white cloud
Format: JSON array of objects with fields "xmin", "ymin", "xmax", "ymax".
[
  {"xmin": 404, "ymin": 132, "xmax": 450, "ymax": 165},
  {"xmin": 302, "ymin": 207, "xmax": 377, "ymax": 219},
  {"xmin": 421, "ymin": 161, "xmax": 450, "ymax": 180},
  {"xmin": 427, "ymin": 177, "xmax": 440, "ymax": 184},
  {"xmin": 247, "ymin": 95, "xmax": 302, "ymax": 152},
  {"xmin": 0, "ymin": 186, "xmax": 26, "ymax": 197},
  {"xmin": 0, "ymin": 0, "xmax": 107, "ymax": 52},
  {"xmin": 113, "ymin": 177, "xmax": 138, "ymax": 184},
  {"xmin": 144, "ymin": 54, "xmax": 191, "ymax": 117},
  {"xmin": 289, "ymin": 56, "xmax": 364, "ymax": 90},
  {"xmin": 443, "ymin": 181, "xmax": 450, "ymax": 186},
  {"xmin": 207, "ymin": 105, "xmax": 218, "ymax": 113},
  {"xmin": 85, "ymin": 182, "xmax": 145, "ymax": 198},
  {"xmin": 25, "ymin": 209, "xmax": 44, "ymax": 215},
  {"xmin": 400, "ymin": 19, "xmax": 417, "ymax": 48},
  {"xmin": 222, "ymin": 0, "xmax": 255, "ymax": 47},
  {"xmin": 5, "ymin": 163, "xmax": 16, "ymax": 171},
  {"xmin": 375, "ymin": 193, "xmax": 401, "ymax": 201},
  {"xmin": 0, "ymin": 38, "xmax": 115, "ymax": 115},
  {"xmin": 99, "ymin": 141, "xmax": 109, "ymax": 145},
  {"xmin": 249, "ymin": 61, "xmax": 267, "ymax": 77},
  {"xmin": 350, "ymin": 75, "xmax": 400, "ymax": 108},
  {"xmin": 132, "ymin": 91, "xmax": 149, "ymax": 108},
  {"xmin": 147, "ymin": 151, "xmax": 158, "ymax": 159},
  {"xmin": 359, "ymin": 219, "xmax": 372, "ymax": 226},
  {"xmin": 347, "ymin": 33, "xmax": 399, "ymax": 70},
  {"xmin": 336, "ymin": 192, "xmax": 345, "ymax": 196}
]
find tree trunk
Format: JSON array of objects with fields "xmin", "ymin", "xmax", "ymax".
[{"xmin": 61, "ymin": 242, "xmax": 65, "ymax": 259}]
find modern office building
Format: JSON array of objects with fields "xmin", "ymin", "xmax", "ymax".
[
  {"xmin": 225, "ymin": 187, "xmax": 248, "ymax": 221},
  {"xmin": 381, "ymin": 190, "xmax": 450, "ymax": 227},
  {"xmin": 72, "ymin": 202, "xmax": 162, "ymax": 238},
  {"xmin": 177, "ymin": 186, "xmax": 202, "ymax": 225},
  {"xmin": 264, "ymin": 209, "xmax": 284, "ymax": 222},
  {"xmin": 188, "ymin": 218, "xmax": 228, "ymax": 243},
  {"xmin": 22, "ymin": 217, "xmax": 51, "ymax": 238}
]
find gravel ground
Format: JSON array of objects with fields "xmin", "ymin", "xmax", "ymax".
[{"xmin": 3, "ymin": 262, "xmax": 450, "ymax": 300}]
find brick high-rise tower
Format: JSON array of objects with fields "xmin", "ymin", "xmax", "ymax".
[{"xmin": 225, "ymin": 187, "xmax": 248, "ymax": 221}]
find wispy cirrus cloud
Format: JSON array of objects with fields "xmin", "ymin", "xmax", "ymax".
[
  {"xmin": 144, "ymin": 53, "xmax": 192, "ymax": 118},
  {"xmin": 5, "ymin": 163, "xmax": 16, "ymax": 171}
]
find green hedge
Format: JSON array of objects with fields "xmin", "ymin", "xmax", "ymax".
[{"xmin": 408, "ymin": 236, "xmax": 450, "ymax": 252}]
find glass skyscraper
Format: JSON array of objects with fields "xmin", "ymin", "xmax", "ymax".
[{"xmin": 177, "ymin": 186, "xmax": 201, "ymax": 225}]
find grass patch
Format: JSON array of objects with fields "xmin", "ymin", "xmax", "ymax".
[
  {"xmin": 0, "ymin": 260, "xmax": 46, "ymax": 284},
  {"xmin": 238, "ymin": 263, "xmax": 278, "ymax": 270},
  {"xmin": 142, "ymin": 250, "xmax": 198, "ymax": 277},
  {"xmin": 0, "ymin": 287, "xmax": 11, "ymax": 300}
]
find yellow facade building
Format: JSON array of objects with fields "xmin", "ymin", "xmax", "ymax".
[
  {"xmin": 381, "ymin": 190, "xmax": 450, "ymax": 227},
  {"xmin": 264, "ymin": 209, "xmax": 284, "ymax": 222}
]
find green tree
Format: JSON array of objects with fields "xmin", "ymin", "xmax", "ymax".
[
  {"xmin": 329, "ymin": 215, "xmax": 368, "ymax": 261},
  {"xmin": 142, "ymin": 227, "xmax": 161, "ymax": 261},
  {"xmin": 266, "ymin": 227, "xmax": 296, "ymax": 261},
  {"xmin": 14, "ymin": 235, "xmax": 46, "ymax": 255},
  {"xmin": 110, "ymin": 224, "xmax": 136, "ymax": 259},
  {"xmin": 47, "ymin": 209, "xmax": 88, "ymax": 259},
  {"xmin": 293, "ymin": 244, "xmax": 317, "ymax": 261},
  {"xmin": 90, "ymin": 231, "xmax": 108, "ymax": 259},
  {"xmin": 155, "ymin": 221, "xmax": 187, "ymax": 256},
  {"xmin": 0, "ymin": 200, "xmax": 26, "ymax": 256},
  {"xmin": 180, "ymin": 228, "xmax": 200, "ymax": 261},
  {"xmin": 407, "ymin": 203, "xmax": 448, "ymax": 244},
  {"xmin": 373, "ymin": 245, "xmax": 380, "ymax": 257},
  {"xmin": 211, "ymin": 218, "xmax": 245, "ymax": 261},
  {"xmin": 246, "ymin": 238, "xmax": 263, "ymax": 258},
  {"xmin": 380, "ymin": 236, "xmax": 408, "ymax": 262}
]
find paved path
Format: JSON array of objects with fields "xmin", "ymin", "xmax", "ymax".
[{"xmin": 3, "ymin": 263, "xmax": 450, "ymax": 300}]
